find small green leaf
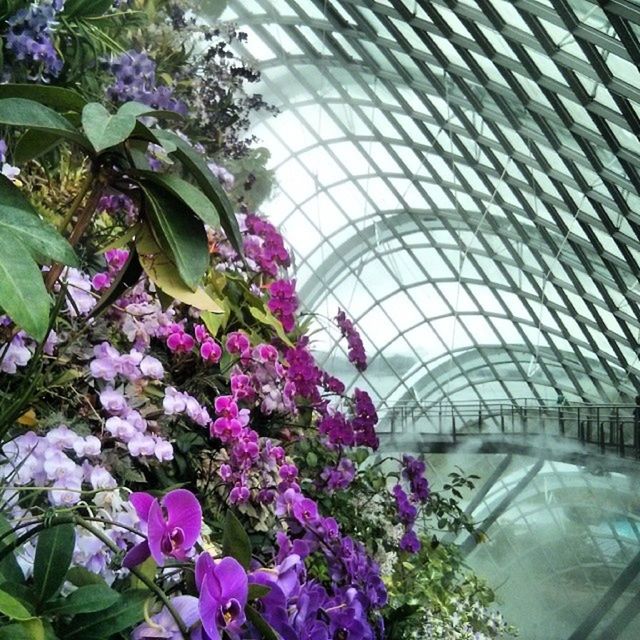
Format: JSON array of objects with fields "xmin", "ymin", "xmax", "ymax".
[
  {"xmin": 66, "ymin": 567, "xmax": 105, "ymax": 587},
  {"xmin": 0, "ymin": 515, "xmax": 24, "ymax": 584},
  {"xmin": 245, "ymin": 604, "xmax": 279, "ymax": 640},
  {"xmin": 249, "ymin": 306, "xmax": 293, "ymax": 346},
  {"xmin": 0, "ymin": 176, "xmax": 78, "ymax": 266},
  {"xmin": 14, "ymin": 130, "xmax": 64, "ymax": 164},
  {"xmin": 63, "ymin": 0, "xmax": 116, "ymax": 17},
  {"xmin": 222, "ymin": 510, "xmax": 252, "ymax": 570},
  {"xmin": 82, "ymin": 103, "xmax": 136, "ymax": 153},
  {"xmin": 129, "ymin": 557, "xmax": 156, "ymax": 592},
  {"xmin": 0, "ymin": 232, "xmax": 51, "ymax": 341},
  {"xmin": 142, "ymin": 183, "xmax": 209, "ymax": 291},
  {"xmin": 248, "ymin": 583, "xmax": 271, "ymax": 600},
  {"xmin": 155, "ymin": 130, "xmax": 243, "ymax": 253},
  {"xmin": 32, "ymin": 521, "xmax": 75, "ymax": 605},
  {"xmin": 0, "ymin": 99, "xmax": 88, "ymax": 148},
  {"xmin": 63, "ymin": 590, "xmax": 148, "ymax": 639},
  {"xmin": 201, "ymin": 305, "xmax": 230, "ymax": 337},
  {"xmin": 0, "ymin": 588, "xmax": 34, "ymax": 620},
  {"xmin": 137, "ymin": 172, "xmax": 220, "ymax": 228},
  {"xmin": 43, "ymin": 584, "xmax": 119, "ymax": 616}
]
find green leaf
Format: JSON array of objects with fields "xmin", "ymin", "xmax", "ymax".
[
  {"xmin": 0, "ymin": 588, "xmax": 34, "ymax": 620},
  {"xmin": 245, "ymin": 604, "xmax": 279, "ymax": 640},
  {"xmin": 0, "ymin": 619, "xmax": 45, "ymax": 640},
  {"xmin": 65, "ymin": 567, "xmax": 105, "ymax": 587},
  {"xmin": 249, "ymin": 305, "xmax": 293, "ymax": 346},
  {"xmin": 137, "ymin": 172, "xmax": 220, "ymax": 229},
  {"xmin": 0, "ymin": 99, "xmax": 88, "ymax": 149},
  {"xmin": 248, "ymin": 584, "xmax": 271, "ymax": 600},
  {"xmin": 222, "ymin": 510, "xmax": 251, "ymax": 570},
  {"xmin": 0, "ymin": 515, "xmax": 24, "ymax": 584},
  {"xmin": 155, "ymin": 130, "xmax": 243, "ymax": 253},
  {"xmin": 142, "ymin": 183, "xmax": 209, "ymax": 291},
  {"xmin": 63, "ymin": 0, "xmax": 115, "ymax": 17},
  {"xmin": 0, "ymin": 233, "xmax": 51, "ymax": 341},
  {"xmin": 129, "ymin": 557, "xmax": 156, "ymax": 592},
  {"xmin": 117, "ymin": 101, "xmax": 183, "ymax": 122},
  {"xmin": 63, "ymin": 590, "xmax": 148, "ymax": 639},
  {"xmin": 82, "ymin": 103, "xmax": 137, "ymax": 153},
  {"xmin": 0, "ymin": 176, "xmax": 78, "ymax": 266},
  {"xmin": 201, "ymin": 305, "xmax": 230, "ymax": 337},
  {"xmin": 0, "ymin": 85, "xmax": 86, "ymax": 112},
  {"xmin": 32, "ymin": 522, "xmax": 75, "ymax": 605},
  {"xmin": 136, "ymin": 225, "xmax": 222, "ymax": 312},
  {"xmin": 14, "ymin": 130, "xmax": 64, "ymax": 164},
  {"xmin": 43, "ymin": 584, "xmax": 119, "ymax": 616}
]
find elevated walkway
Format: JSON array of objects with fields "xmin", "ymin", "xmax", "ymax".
[{"xmin": 377, "ymin": 400, "xmax": 640, "ymax": 473}]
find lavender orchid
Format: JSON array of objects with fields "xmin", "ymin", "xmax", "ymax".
[{"xmin": 124, "ymin": 489, "xmax": 202, "ymax": 568}]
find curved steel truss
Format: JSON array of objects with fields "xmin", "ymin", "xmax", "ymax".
[{"xmin": 223, "ymin": 0, "xmax": 640, "ymax": 411}]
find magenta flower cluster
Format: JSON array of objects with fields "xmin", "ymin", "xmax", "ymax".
[
  {"xmin": 335, "ymin": 309, "xmax": 368, "ymax": 372},
  {"xmin": 267, "ymin": 278, "xmax": 298, "ymax": 333},
  {"xmin": 391, "ymin": 456, "xmax": 431, "ymax": 554}
]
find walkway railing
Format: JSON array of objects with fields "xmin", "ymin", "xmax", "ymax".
[{"xmin": 377, "ymin": 400, "xmax": 640, "ymax": 460}]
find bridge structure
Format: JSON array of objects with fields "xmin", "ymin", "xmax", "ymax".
[
  {"xmin": 375, "ymin": 399, "xmax": 640, "ymax": 639},
  {"xmin": 376, "ymin": 399, "xmax": 640, "ymax": 473}
]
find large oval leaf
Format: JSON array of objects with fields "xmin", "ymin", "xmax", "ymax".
[
  {"xmin": 0, "ymin": 588, "xmax": 33, "ymax": 621},
  {"xmin": 14, "ymin": 130, "xmax": 64, "ymax": 164},
  {"xmin": 136, "ymin": 226, "xmax": 222, "ymax": 313},
  {"xmin": 222, "ymin": 510, "xmax": 251, "ymax": 570},
  {"xmin": 137, "ymin": 172, "xmax": 220, "ymax": 229},
  {"xmin": 82, "ymin": 103, "xmax": 137, "ymax": 153},
  {"xmin": 142, "ymin": 183, "xmax": 209, "ymax": 291},
  {"xmin": 32, "ymin": 522, "xmax": 75, "ymax": 605},
  {"xmin": 0, "ymin": 176, "xmax": 77, "ymax": 266},
  {"xmin": 0, "ymin": 233, "xmax": 51, "ymax": 341},
  {"xmin": 44, "ymin": 584, "xmax": 119, "ymax": 616},
  {"xmin": 0, "ymin": 619, "xmax": 45, "ymax": 640},
  {"xmin": 0, "ymin": 99, "xmax": 88, "ymax": 149},
  {"xmin": 63, "ymin": 590, "xmax": 148, "ymax": 639},
  {"xmin": 155, "ymin": 130, "xmax": 243, "ymax": 253},
  {"xmin": 0, "ymin": 85, "xmax": 86, "ymax": 112}
]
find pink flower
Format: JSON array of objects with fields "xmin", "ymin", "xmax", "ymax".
[
  {"xmin": 200, "ymin": 339, "xmax": 222, "ymax": 364},
  {"xmin": 123, "ymin": 489, "xmax": 202, "ymax": 568}
]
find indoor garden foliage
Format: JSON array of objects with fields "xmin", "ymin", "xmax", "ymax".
[{"xmin": 0, "ymin": 2, "xmax": 513, "ymax": 638}]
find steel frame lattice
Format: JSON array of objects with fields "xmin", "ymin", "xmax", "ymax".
[{"xmin": 222, "ymin": 0, "xmax": 640, "ymax": 413}]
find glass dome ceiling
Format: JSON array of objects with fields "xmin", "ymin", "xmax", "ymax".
[{"xmin": 221, "ymin": 0, "xmax": 640, "ymax": 411}]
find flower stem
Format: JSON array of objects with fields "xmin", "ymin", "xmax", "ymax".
[{"xmin": 73, "ymin": 515, "xmax": 190, "ymax": 639}]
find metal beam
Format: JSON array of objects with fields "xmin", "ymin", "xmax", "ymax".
[
  {"xmin": 568, "ymin": 548, "xmax": 640, "ymax": 640},
  {"xmin": 460, "ymin": 459, "xmax": 544, "ymax": 556},
  {"xmin": 594, "ymin": 588, "xmax": 640, "ymax": 640}
]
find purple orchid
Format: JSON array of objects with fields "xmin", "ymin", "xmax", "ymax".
[
  {"xmin": 194, "ymin": 554, "xmax": 248, "ymax": 640},
  {"xmin": 123, "ymin": 489, "xmax": 202, "ymax": 568}
]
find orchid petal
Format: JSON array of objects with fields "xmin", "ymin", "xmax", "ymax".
[
  {"xmin": 214, "ymin": 557, "xmax": 248, "ymax": 605},
  {"xmin": 172, "ymin": 595, "xmax": 200, "ymax": 628},
  {"xmin": 123, "ymin": 540, "xmax": 151, "ymax": 569},
  {"xmin": 163, "ymin": 489, "xmax": 202, "ymax": 547},
  {"xmin": 199, "ymin": 576, "xmax": 222, "ymax": 640},
  {"xmin": 195, "ymin": 552, "xmax": 216, "ymax": 593},
  {"xmin": 147, "ymin": 498, "xmax": 167, "ymax": 565},
  {"xmin": 129, "ymin": 491, "xmax": 155, "ymax": 522}
]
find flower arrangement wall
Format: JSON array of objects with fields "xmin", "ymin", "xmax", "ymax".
[{"xmin": 0, "ymin": 2, "xmax": 514, "ymax": 639}]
